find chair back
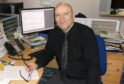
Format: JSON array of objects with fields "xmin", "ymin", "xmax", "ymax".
[{"xmin": 96, "ymin": 35, "xmax": 107, "ymax": 75}]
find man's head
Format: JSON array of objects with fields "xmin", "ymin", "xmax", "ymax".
[{"xmin": 55, "ymin": 2, "xmax": 75, "ymax": 32}]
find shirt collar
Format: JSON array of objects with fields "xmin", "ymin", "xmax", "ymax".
[{"xmin": 65, "ymin": 22, "xmax": 74, "ymax": 34}]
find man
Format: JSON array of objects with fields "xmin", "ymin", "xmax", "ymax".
[{"xmin": 27, "ymin": 2, "xmax": 102, "ymax": 84}]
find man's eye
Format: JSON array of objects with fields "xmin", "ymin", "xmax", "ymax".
[
  {"xmin": 55, "ymin": 14, "xmax": 60, "ymax": 17},
  {"xmin": 64, "ymin": 13, "xmax": 69, "ymax": 15}
]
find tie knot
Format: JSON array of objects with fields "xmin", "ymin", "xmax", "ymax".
[{"xmin": 64, "ymin": 32, "xmax": 69, "ymax": 39}]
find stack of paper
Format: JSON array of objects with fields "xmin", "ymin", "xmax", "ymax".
[
  {"xmin": 0, "ymin": 79, "xmax": 11, "ymax": 84},
  {"xmin": 0, "ymin": 66, "xmax": 39, "ymax": 83},
  {"xmin": 0, "ymin": 21, "xmax": 7, "ymax": 58}
]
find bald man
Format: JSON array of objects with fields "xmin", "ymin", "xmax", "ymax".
[{"xmin": 27, "ymin": 2, "xmax": 102, "ymax": 84}]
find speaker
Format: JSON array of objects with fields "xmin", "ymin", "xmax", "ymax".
[{"xmin": 99, "ymin": 0, "xmax": 112, "ymax": 14}]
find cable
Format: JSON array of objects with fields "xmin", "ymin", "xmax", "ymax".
[{"xmin": 8, "ymin": 54, "xmax": 33, "ymax": 61}]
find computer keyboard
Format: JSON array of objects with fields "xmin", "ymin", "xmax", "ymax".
[{"xmin": 28, "ymin": 49, "xmax": 44, "ymax": 58}]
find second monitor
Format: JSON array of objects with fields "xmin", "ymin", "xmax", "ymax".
[{"xmin": 74, "ymin": 18, "xmax": 120, "ymax": 39}]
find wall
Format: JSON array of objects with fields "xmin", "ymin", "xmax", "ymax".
[
  {"xmin": 66, "ymin": 0, "xmax": 100, "ymax": 18},
  {"xmin": 0, "ymin": 0, "xmax": 7, "ymax": 3},
  {"xmin": 5, "ymin": 0, "xmax": 124, "ymax": 33},
  {"xmin": 62, "ymin": 0, "xmax": 124, "ymax": 33},
  {"xmin": 6, "ymin": 0, "xmax": 41, "ymax": 8},
  {"xmin": 6, "ymin": 0, "xmax": 99, "ymax": 18}
]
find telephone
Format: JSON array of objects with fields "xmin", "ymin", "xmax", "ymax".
[{"xmin": 4, "ymin": 39, "xmax": 25, "ymax": 56}]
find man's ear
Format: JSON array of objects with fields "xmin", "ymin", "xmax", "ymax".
[{"xmin": 73, "ymin": 12, "xmax": 75, "ymax": 19}]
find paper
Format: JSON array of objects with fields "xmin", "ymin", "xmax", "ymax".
[
  {"xmin": 0, "ymin": 66, "xmax": 39, "ymax": 81},
  {"xmin": 106, "ymin": 46, "xmax": 121, "ymax": 51},
  {"xmin": 105, "ymin": 38, "xmax": 124, "ymax": 44},
  {"xmin": 0, "ymin": 79, "xmax": 11, "ymax": 84},
  {"xmin": 0, "ymin": 71, "xmax": 11, "ymax": 84},
  {"xmin": 0, "ymin": 22, "xmax": 7, "ymax": 58}
]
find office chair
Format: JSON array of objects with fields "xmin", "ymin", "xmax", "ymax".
[
  {"xmin": 96, "ymin": 35, "xmax": 107, "ymax": 75},
  {"xmin": 75, "ymin": 12, "xmax": 87, "ymax": 18}
]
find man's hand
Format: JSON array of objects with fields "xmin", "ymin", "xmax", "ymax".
[{"xmin": 26, "ymin": 62, "xmax": 38, "ymax": 71}]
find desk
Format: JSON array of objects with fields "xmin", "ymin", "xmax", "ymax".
[
  {"xmin": 2, "ymin": 44, "xmax": 124, "ymax": 84},
  {"xmin": 46, "ymin": 52, "xmax": 124, "ymax": 84},
  {"xmin": 102, "ymin": 52, "xmax": 124, "ymax": 84},
  {"xmin": 1, "ymin": 45, "xmax": 43, "ymax": 84}
]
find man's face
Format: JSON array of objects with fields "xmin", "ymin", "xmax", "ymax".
[{"xmin": 55, "ymin": 4, "xmax": 74, "ymax": 32}]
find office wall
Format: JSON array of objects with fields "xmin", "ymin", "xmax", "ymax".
[
  {"xmin": 6, "ymin": 0, "xmax": 41, "ymax": 8},
  {"xmin": 64, "ymin": 0, "xmax": 124, "ymax": 33},
  {"xmin": 0, "ymin": 0, "xmax": 7, "ymax": 3},
  {"xmin": 6, "ymin": 0, "xmax": 100, "ymax": 18},
  {"xmin": 5, "ymin": 0, "xmax": 124, "ymax": 33},
  {"xmin": 66, "ymin": 0, "xmax": 100, "ymax": 18}
]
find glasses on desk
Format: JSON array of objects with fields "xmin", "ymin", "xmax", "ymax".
[{"xmin": 20, "ymin": 70, "xmax": 33, "ymax": 82}]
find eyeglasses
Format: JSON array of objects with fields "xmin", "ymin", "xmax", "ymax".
[
  {"xmin": 19, "ymin": 70, "xmax": 33, "ymax": 82},
  {"xmin": 19, "ymin": 54, "xmax": 33, "ymax": 82}
]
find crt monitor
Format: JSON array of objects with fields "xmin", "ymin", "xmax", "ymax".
[
  {"xmin": 20, "ymin": 7, "xmax": 55, "ymax": 34},
  {"xmin": 74, "ymin": 18, "xmax": 120, "ymax": 38},
  {"xmin": 74, "ymin": 18, "xmax": 120, "ymax": 32},
  {"xmin": 0, "ymin": 3, "xmax": 11, "ymax": 13},
  {"xmin": 0, "ymin": 2, "xmax": 23, "ymax": 14},
  {"xmin": 111, "ymin": 0, "xmax": 124, "ymax": 14},
  {"xmin": 111, "ymin": 0, "xmax": 124, "ymax": 9}
]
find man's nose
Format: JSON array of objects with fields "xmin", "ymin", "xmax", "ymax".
[{"xmin": 60, "ymin": 15, "xmax": 65, "ymax": 21}]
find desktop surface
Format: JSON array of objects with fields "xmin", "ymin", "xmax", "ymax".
[
  {"xmin": 1, "ymin": 44, "xmax": 43, "ymax": 84},
  {"xmin": 1, "ymin": 41, "xmax": 124, "ymax": 84},
  {"xmin": 28, "ymin": 49, "xmax": 45, "ymax": 58}
]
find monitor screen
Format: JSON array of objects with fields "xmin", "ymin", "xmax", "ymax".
[
  {"xmin": 111, "ymin": 0, "xmax": 124, "ymax": 9},
  {"xmin": 0, "ymin": 2, "xmax": 23, "ymax": 14},
  {"xmin": 75, "ymin": 18, "xmax": 120, "ymax": 32},
  {"xmin": 91, "ymin": 19, "xmax": 120, "ymax": 32},
  {"xmin": 20, "ymin": 7, "xmax": 55, "ymax": 34},
  {"xmin": 91, "ymin": 19, "xmax": 120, "ymax": 38},
  {"xmin": 0, "ymin": 3, "xmax": 11, "ymax": 13},
  {"xmin": 74, "ymin": 18, "xmax": 120, "ymax": 38}
]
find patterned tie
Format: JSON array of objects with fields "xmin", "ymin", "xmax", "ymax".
[{"xmin": 61, "ymin": 33, "xmax": 68, "ymax": 80}]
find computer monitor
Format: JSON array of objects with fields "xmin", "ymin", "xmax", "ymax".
[
  {"xmin": 75, "ymin": 18, "xmax": 120, "ymax": 32},
  {"xmin": 91, "ymin": 19, "xmax": 120, "ymax": 32},
  {"xmin": 74, "ymin": 18, "xmax": 120, "ymax": 38},
  {"xmin": 0, "ymin": 3, "xmax": 11, "ymax": 14},
  {"xmin": 111, "ymin": 0, "xmax": 124, "ymax": 9},
  {"xmin": 0, "ymin": 2, "xmax": 23, "ymax": 14},
  {"xmin": 20, "ymin": 7, "xmax": 55, "ymax": 34},
  {"xmin": 111, "ymin": 0, "xmax": 124, "ymax": 14}
]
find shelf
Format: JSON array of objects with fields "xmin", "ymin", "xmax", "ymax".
[{"xmin": 100, "ymin": 12, "xmax": 124, "ymax": 17}]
